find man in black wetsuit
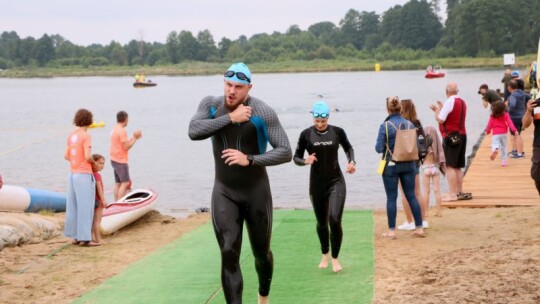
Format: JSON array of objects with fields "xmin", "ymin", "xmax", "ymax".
[
  {"xmin": 293, "ymin": 101, "xmax": 356, "ymax": 273},
  {"xmin": 188, "ymin": 62, "xmax": 292, "ymax": 304}
]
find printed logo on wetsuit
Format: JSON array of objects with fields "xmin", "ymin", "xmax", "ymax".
[{"xmin": 313, "ymin": 141, "xmax": 333, "ymax": 146}]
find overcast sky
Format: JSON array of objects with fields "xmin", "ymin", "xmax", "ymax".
[{"xmin": 1, "ymin": 0, "xmax": 444, "ymax": 46}]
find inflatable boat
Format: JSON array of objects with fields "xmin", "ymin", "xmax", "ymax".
[
  {"xmin": 100, "ymin": 189, "xmax": 158, "ymax": 235},
  {"xmin": 425, "ymin": 65, "xmax": 445, "ymax": 78},
  {"xmin": 0, "ymin": 185, "xmax": 66, "ymax": 212}
]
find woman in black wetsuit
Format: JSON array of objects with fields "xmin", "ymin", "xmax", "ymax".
[{"xmin": 293, "ymin": 101, "xmax": 356, "ymax": 273}]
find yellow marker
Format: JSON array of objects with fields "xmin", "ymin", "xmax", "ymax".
[
  {"xmin": 375, "ymin": 63, "xmax": 381, "ymax": 72},
  {"xmin": 89, "ymin": 121, "xmax": 105, "ymax": 128}
]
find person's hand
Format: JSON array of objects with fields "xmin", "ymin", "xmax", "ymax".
[
  {"xmin": 222, "ymin": 149, "xmax": 249, "ymax": 166},
  {"xmin": 526, "ymin": 99, "xmax": 537, "ymax": 111},
  {"xmin": 0, "ymin": 174, "xmax": 3, "ymax": 190},
  {"xmin": 429, "ymin": 104, "xmax": 437, "ymax": 112},
  {"xmin": 229, "ymin": 104, "xmax": 252, "ymax": 123},
  {"xmin": 304, "ymin": 153, "xmax": 317, "ymax": 165},
  {"xmin": 133, "ymin": 130, "xmax": 142, "ymax": 139},
  {"xmin": 346, "ymin": 162, "xmax": 356, "ymax": 174}
]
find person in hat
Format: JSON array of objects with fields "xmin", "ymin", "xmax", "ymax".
[
  {"xmin": 478, "ymin": 84, "xmax": 502, "ymax": 109},
  {"xmin": 188, "ymin": 62, "xmax": 292, "ymax": 304},
  {"xmin": 512, "ymin": 70, "xmax": 525, "ymax": 91},
  {"xmin": 293, "ymin": 100, "xmax": 356, "ymax": 273}
]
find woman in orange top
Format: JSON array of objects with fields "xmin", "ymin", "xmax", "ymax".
[{"xmin": 64, "ymin": 109, "xmax": 99, "ymax": 246}]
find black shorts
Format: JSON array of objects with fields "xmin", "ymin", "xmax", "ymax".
[
  {"xmin": 111, "ymin": 160, "xmax": 130, "ymax": 183},
  {"xmin": 511, "ymin": 118, "xmax": 523, "ymax": 135},
  {"xmin": 444, "ymin": 134, "xmax": 467, "ymax": 168}
]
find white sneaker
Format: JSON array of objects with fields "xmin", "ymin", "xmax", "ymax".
[
  {"xmin": 422, "ymin": 221, "xmax": 429, "ymax": 229},
  {"xmin": 397, "ymin": 222, "xmax": 415, "ymax": 230}
]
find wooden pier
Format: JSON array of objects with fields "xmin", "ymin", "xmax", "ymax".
[{"xmin": 442, "ymin": 127, "xmax": 540, "ymax": 207}]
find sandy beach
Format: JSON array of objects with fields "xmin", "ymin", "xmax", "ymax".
[{"xmin": 1, "ymin": 206, "xmax": 539, "ymax": 303}]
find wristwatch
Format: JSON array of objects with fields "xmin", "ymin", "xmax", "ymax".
[{"xmin": 247, "ymin": 155, "xmax": 255, "ymax": 166}]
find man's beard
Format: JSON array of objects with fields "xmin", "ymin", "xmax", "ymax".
[{"xmin": 224, "ymin": 94, "xmax": 246, "ymax": 110}]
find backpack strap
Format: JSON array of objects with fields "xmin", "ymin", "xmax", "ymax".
[{"xmin": 384, "ymin": 122, "xmax": 392, "ymax": 159}]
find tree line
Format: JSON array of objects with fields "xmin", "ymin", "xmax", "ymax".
[{"xmin": 1, "ymin": 0, "xmax": 539, "ymax": 69}]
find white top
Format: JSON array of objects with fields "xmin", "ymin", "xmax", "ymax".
[{"xmin": 438, "ymin": 95, "xmax": 460, "ymax": 122}]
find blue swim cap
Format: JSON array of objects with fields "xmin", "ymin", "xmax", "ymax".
[
  {"xmin": 512, "ymin": 70, "xmax": 519, "ymax": 77},
  {"xmin": 312, "ymin": 101, "xmax": 330, "ymax": 118},
  {"xmin": 224, "ymin": 62, "xmax": 252, "ymax": 85}
]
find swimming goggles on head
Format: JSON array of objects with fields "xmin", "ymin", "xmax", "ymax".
[
  {"xmin": 224, "ymin": 70, "xmax": 251, "ymax": 83},
  {"xmin": 313, "ymin": 113, "xmax": 329, "ymax": 118}
]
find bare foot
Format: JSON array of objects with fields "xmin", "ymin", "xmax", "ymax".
[
  {"xmin": 258, "ymin": 294, "xmax": 269, "ymax": 304},
  {"xmin": 318, "ymin": 253, "xmax": 329, "ymax": 269},
  {"xmin": 435, "ymin": 208, "xmax": 442, "ymax": 217},
  {"xmin": 411, "ymin": 228, "xmax": 426, "ymax": 238},
  {"xmin": 332, "ymin": 258, "xmax": 342, "ymax": 273},
  {"xmin": 82, "ymin": 241, "xmax": 101, "ymax": 247},
  {"xmin": 382, "ymin": 230, "xmax": 396, "ymax": 239},
  {"xmin": 442, "ymin": 196, "xmax": 458, "ymax": 202}
]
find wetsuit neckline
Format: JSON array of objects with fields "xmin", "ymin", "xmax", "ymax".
[{"xmin": 313, "ymin": 125, "xmax": 329, "ymax": 135}]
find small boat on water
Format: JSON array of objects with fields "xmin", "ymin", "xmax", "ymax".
[
  {"xmin": 0, "ymin": 185, "xmax": 66, "ymax": 212},
  {"xmin": 425, "ymin": 65, "xmax": 445, "ymax": 79},
  {"xmin": 133, "ymin": 81, "xmax": 157, "ymax": 88},
  {"xmin": 100, "ymin": 189, "xmax": 158, "ymax": 235}
]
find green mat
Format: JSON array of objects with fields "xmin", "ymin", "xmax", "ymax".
[{"xmin": 75, "ymin": 210, "xmax": 374, "ymax": 304}]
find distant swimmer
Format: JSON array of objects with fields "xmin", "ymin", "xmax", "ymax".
[
  {"xmin": 293, "ymin": 100, "xmax": 356, "ymax": 273},
  {"xmin": 188, "ymin": 62, "xmax": 292, "ymax": 304}
]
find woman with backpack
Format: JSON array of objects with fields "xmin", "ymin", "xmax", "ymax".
[
  {"xmin": 375, "ymin": 96, "xmax": 425, "ymax": 238},
  {"xmin": 397, "ymin": 99, "xmax": 429, "ymax": 230}
]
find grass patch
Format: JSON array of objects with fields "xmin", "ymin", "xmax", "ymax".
[
  {"xmin": 36, "ymin": 209, "xmax": 56, "ymax": 216},
  {"xmin": 0, "ymin": 54, "xmax": 536, "ymax": 78}
]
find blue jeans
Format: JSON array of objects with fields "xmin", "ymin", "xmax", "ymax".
[{"xmin": 382, "ymin": 161, "xmax": 423, "ymax": 230}]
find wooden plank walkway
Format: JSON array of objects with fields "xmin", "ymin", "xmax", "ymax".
[{"xmin": 442, "ymin": 127, "xmax": 540, "ymax": 207}]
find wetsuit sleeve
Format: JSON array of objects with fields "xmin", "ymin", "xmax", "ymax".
[
  {"xmin": 337, "ymin": 127, "xmax": 355, "ymax": 163},
  {"xmin": 293, "ymin": 129, "xmax": 308, "ymax": 166},
  {"xmin": 254, "ymin": 106, "xmax": 292, "ymax": 166},
  {"xmin": 188, "ymin": 96, "xmax": 231, "ymax": 140}
]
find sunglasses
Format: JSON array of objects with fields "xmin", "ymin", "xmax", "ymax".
[
  {"xmin": 224, "ymin": 70, "xmax": 251, "ymax": 83},
  {"xmin": 313, "ymin": 113, "xmax": 329, "ymax": 118}
]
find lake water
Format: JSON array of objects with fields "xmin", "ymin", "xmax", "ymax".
[{"xmin": 0, "ymin": 69, "xmax": 505, "ymax": 216}]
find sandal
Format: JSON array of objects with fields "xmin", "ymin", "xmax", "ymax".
[{"xmin": 457, "ymin": 192, "xmax": 473, "ymax": 200}]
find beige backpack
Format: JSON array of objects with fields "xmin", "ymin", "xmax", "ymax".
[{"xmin": 386, "ymin": 121, "xmax": 419, "ymax": 162}]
